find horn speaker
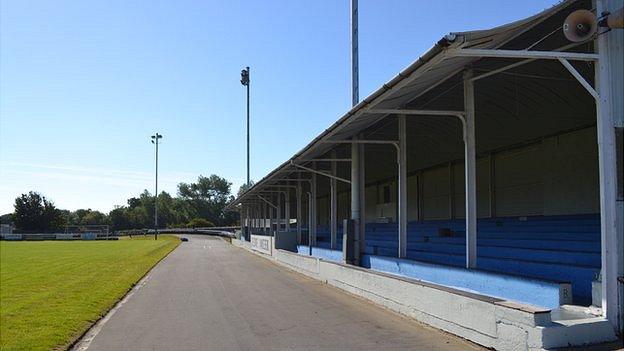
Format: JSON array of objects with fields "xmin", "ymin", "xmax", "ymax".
[{"xmin": 563, "ymin": 9, "xmax": 598, "ymax": 42}]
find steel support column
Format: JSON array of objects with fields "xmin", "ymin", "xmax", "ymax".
[
  {"xmin": 350, "ymin": 137, "xmax": 362, "ymax": 265},
  {"xmin": 330, "ymin": 150, "xmax": 338, "ymax": 249},
  {"xmin": 358, "ymin": 141, "xmax": 366, "ymax": 260},
  {"xmin": 310, "ymin": 163, "xmax": 317, "ymax": 247},
  {"xmin": 297, "ymin": 180, "xmax": 302, "ymax": 243},
  {"xmin": 269, "ymin": 201, "xmax": 274, "ymax": 235},
  {"xmin": 246, "ymin": 206, "xmax": 250, "ymax": 240},
  {"xmin": 285, "ymin": 188, "xmax": 291, "ymax": 232},
  {"xmin": 595, "ymin": 1, "xmax": 623, "ymax": 331},
  {"xmin": 263, "ymin": 202, "xmax": 267, "ymax": 234},
  {"xmin": 277, "ymin": 192, "xmax": 282, "ymax": 234},
  {"xmin": 463, "ymin": 70, "xmax": 477, "ymax": 269},
  {"xmin": 307, "ymin": 191, "xmax": 313, "ymax": 251},
  {"xmin": 398, "ymin": 115, "xmax": 408, "ymax": 258}
]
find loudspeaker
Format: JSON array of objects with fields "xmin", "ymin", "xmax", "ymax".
[{"xmin": 563, "ymin": 9, "xmax": 597, "ymax": 42}]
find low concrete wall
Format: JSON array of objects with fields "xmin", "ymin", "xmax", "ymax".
[
  {"xmin": 1, "ymin": 234, "xmax": 22, "ymax": 240},
  {"xmin": 250, "ymin": 235, "xmax": 272, "ymax": 255},
  {"xmin": 232, "ymin": 240, "xmax": 617, "ymax": 350},
  {"xmin": 362, "ymin": 254, "xmax": 571, "ymax": 309}
]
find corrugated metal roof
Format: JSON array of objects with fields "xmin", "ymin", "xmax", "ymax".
[{"xmin": 228, "ymin": 0, "xmax": 586, "ymax": 208}]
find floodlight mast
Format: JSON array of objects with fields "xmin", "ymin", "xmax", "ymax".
[
  {"xmin": 240, "ymin": 67, "xmax": 250, "ymax": 186},
  {"xmin": 151, "ymin": 133, "xmax": 163, "ymax": 240},
  {"xmin": 351, "ymin": 0, "xmax": 359, "ymax": 106}
]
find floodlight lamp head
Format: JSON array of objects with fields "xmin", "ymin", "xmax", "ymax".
[{"xmin": 240, "ymin": 68, "xmax": 249, "ymax": 86}]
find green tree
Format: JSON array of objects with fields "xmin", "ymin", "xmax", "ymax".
[
  {"xmin": 237, "ymin": 180, "xmax": 255, "ymax": 197},
  {"xmin": 109, "ymin": 206, "xmax": 131, "ymax": 230},
  {"xmin": 12, "ymin": 192, "xmax": 65, "ymax": 231},
  {"xmin": 186, "ymin": 218, "xmax": 214, "ymax": 228},
  {"xmin": 0, "ymin": 213, "xmax": 13, "ymax": 225},
  {"xmin": 177, "ymin": 175, "xmax": 234, "ymax": 226},
  {"xmin": 67, "ymin": 209, "xmax": 109, "ymax": 226}
]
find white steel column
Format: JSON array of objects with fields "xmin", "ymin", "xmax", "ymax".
[
  {"xmin": 269, "ymin": 202, "xmax": 274, "ymax": 235},
  {"xmin": 310, "ymin": 164, "xmax": 317, "ymax": 246},
  {"xmin": 596, "ymin": 0, "xmax": 623, "ymax": 331},
  {"xmin": 330, "ymin": 150, "xmax": 338, "ymax": 249},
  {"xmin": 351, "ymin": 137, "xmax": 361, "ymax": 265},
  {"xmin": 358, "ymin": 141, "xmax": 365, "ymax": 261},
  {"xmin": 252, "ymin": 206, "xmax": 256, "ymax": 233},
  {"xmin": 239, "ymin": 207, "xmax": 243, "ymax": 235},
  {"xmin": 398, "ymin": 115, "xmax": 408, "ymax": 258},
  {"xmin": 297, "ymin": 181, "xmax": 302, "ymax": 243},
  {"xmin": 307, "ymin": 191, "xmax": 313, "ymax": 247},
  {"xmin": 276, "ymin": 192, "xmax": 282, "ymax": 234},
  {"xmin": 285, "ymin": 188, "xmax": 291, "ymax": 232},
  {"xmin": 463, "ymin": 70, "xmax": 477, "ymax": 269},
  {"xmin": 245, "ymin": 206, "xmax": 250, "ymax": 239},
  {"xmin": 263, "ymin": 202, "xmax": 267, "ymax": 234}
]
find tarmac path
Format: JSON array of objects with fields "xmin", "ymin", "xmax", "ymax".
[{"xmin": 79, "ymin": 235, "xmax": 482, "ymax": 351}]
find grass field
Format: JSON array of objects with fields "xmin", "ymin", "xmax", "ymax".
[{"xmin": 0, "ymin": 236, "xmax": 179, "ymax": 351}]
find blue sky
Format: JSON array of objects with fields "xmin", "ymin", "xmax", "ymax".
[{"xmin": 0, "ymin": 0, "xmax": 557, "ymax": 214}]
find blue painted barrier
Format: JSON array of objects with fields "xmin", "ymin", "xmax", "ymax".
[
  {"xmin": 361, "ymin": 254, "xmax": 568, "ymax": 309},
  {"xmin": 297, "ymin": 245, "xmax": 343, "ymax": 263}
]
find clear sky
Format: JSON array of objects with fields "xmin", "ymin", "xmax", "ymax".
[{"xmin": 0, "ymin": 0, "xmax": 557, "ymax": 214}]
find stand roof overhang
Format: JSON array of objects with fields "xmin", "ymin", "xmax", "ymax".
[{"xmin": 227, "ymin": 0, "xmax": 593, "ymax": 210}]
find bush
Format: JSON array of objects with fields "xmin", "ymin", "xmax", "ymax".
[{"xmin": 186, "ymin": 218, "xmax": 214, "ymax": 228}]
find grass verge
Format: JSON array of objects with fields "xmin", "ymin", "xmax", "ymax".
[{"xmin": 0, "ymin": 235, "xmax": 179, "ymax": 351}]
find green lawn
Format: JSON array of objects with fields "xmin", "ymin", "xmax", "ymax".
[{"xmin": 0, "ymin": 236, "xmax": 179, "ymax": 351}]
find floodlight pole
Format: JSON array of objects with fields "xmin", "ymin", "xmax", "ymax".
[
  {"xmin": 241, "ymin": 66, "xmax": 251, "ymax": 186},
  {"xmin": 151, "ymin": 133, "xmax": 163, "ymax": 240},
  {"xmin": 351, "ymin": 0, "xmax": 359, "ymax": 106}
]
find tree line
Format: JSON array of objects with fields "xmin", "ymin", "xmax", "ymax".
[{"xmin": 1, "ymin": 174, "xmax": 244, "ymax": 232}]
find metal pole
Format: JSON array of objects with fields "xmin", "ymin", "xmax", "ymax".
[
  {"xmin": 307, "ymin": 191, "xmax": 313, "ymax": 251},
  {"xmin": 310, "ymin": 163, "xmax": 317, "ymax": 247},
  {"xmin": 246, "ymin": 67, "xmax": 250, "ymax": 186},
  {"xmin": 463, "ymin": 70, "xmax": 477, "ymax": 268},
  {"xmin": 277, "ymin": 192, "xmax": 282, "ymax": 234},
  {"xmin": 263, "ymin": 202, "xmax": 267, "ymax": 234},
  {"xmin": 297, "ymin": 180, "xmax": 302, "ymax": 244},
  {"xmin": 595, "ymin": 0, "xmax": 623, "ymax": 329},
  {"xmin": 398, "ymin": 115, "xmax": 407, "ymax": 258},
  {"xmin": 358, "ymin": 136, "xmax": 365, "ymax": 261},
  {"xmin": 285, "ymin": 188, "xmax": 291, "ymax": 232},
  {"xmin": 155, "ymin": 136, "xmax": 158, "ymax": 240},
  {"xmin": 351, "ymin": 0, "xmax": 359, "ymax": 106},
  {"xmin": 330, "ymin": 150, "xmax": 338, "ymax": 249},
  {"xmin": 241, "ymin": 66, "xmax": 251, "ymax": 186},
  {"xmin": 151, "ymin": 133, "xmax": 162, "ymax": 240},
  {"xmin": 350, "ymin": 136, "xmax": 360, "ymax": 265}
]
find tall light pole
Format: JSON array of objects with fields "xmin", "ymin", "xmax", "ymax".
[
  {"xmin": 151, "ymin": 133, "xmax": 163, "ymax": 240},
  {"xmin": 351, "ymin": 0, "xmax": 359, "ymax": 106},
  {"xmin": 240, "ymin": 66, "xmax": 250, "ymax": 186}
]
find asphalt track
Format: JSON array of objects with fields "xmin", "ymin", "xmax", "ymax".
[{"xmin": 79, "ymin": 235, "xmax": 482, "ymax": 351}]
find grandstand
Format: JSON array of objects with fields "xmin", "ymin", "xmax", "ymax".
[{"xmin": 227, "ymin": 0, "xmax": 623, "ymax": 348}]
